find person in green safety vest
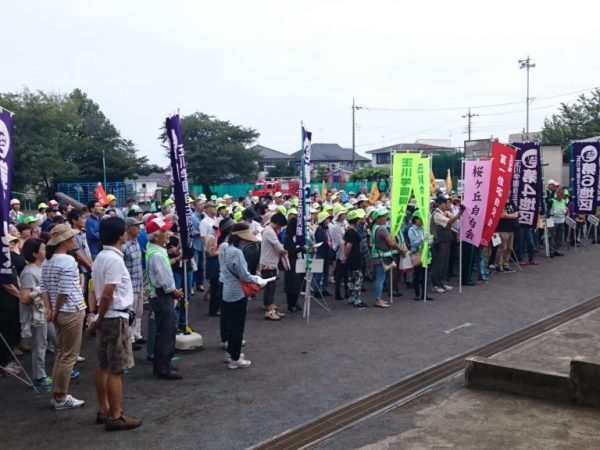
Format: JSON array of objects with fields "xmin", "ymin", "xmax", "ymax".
[
  {"xmin": 144, "ymin": 215, "xmax": 184, "ymax": 380},
  {"xmin": 549, "ymin": 188, "xmax": 567, "ymax": 257}
]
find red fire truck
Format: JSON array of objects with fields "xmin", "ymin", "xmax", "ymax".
[{"xmin": 253, "ymin": 178, "xmax": 299, "ymax": 198}]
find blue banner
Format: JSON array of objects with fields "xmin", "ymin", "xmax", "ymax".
[
  {"xmin": 296, "ymin": 127, "xmax": 312, "ymax": 247},
  {"xmin": 166, "ymin": 115, "xmax": 194, "ymax": 259},
  {"xmin": 510, "ymin": 142, "xmax": 542, "ymax": 227},
  {"xmin": 0, "ymin": 109, "xmax": 13, "ymax": 283},
  {"xmin": 571, "ymin": 142, "xmax": 600, "ymax": 214}
]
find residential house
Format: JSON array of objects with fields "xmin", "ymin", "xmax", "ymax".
[
  {"xmin": 367, "ymin": 142, "xmax": 455, "ymax": 167},
  {"xmin": 251, "ymin": 145, "xmax": 293, "ymax": 173},
  {"xmin": 289, "ymin": 143, "xmax": 370, "ymax": 176}
]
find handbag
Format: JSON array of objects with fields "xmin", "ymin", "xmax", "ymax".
[
  {"xmin": 410, "ymin": 251, "xmax": 421, "ymax": 267},
  {"xmin": 399, "ymin": 252, "xmax": 413, "ymax": 271}
]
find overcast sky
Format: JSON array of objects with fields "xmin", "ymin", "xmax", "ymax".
[{"xmin": 4, "ymin": 0, "xmax": 600, "ymax": 165}]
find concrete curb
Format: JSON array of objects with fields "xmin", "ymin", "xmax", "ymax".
[{"xmin": 465, "ymin": 356, "xmax": 600, "ymax": 407}]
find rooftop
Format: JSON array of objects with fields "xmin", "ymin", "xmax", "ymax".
[
  {"xmin": 289, "ymin": 143, "xmax": 370, "ymax": 162},
  {"xmin": 366, "ymin": 142, "xmax": 455, "ymax": 154}
]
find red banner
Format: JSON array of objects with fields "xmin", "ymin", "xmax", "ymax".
[
  {"xmin": 480, "ymin": 141, "xmax": 516, "ymax": 246},
  {"xmin": 95, "ymin": 182, "xmax": 109, "ymax": 206}
]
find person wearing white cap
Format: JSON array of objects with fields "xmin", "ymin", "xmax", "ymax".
[
  {"xmin": 9, "ymin": 199, "xmax": 23, "ymax": 225},
  {"xmin": 273, "ymin": 192, "xmax": 284, "ymax": 206}
]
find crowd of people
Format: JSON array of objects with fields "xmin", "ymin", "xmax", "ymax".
[{"xmin": 1, "ymin": 177, "xmax": 594, "ymax": 431}]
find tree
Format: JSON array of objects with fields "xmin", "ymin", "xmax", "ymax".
[
  {"xmin": 0, "ymin": 88, "xmax": 154, "ymax": 198},
  {"xmin": 349, "ymin": 167, "xmax": 390, "ymax": 181},
  {"xmin": 268, "ymin": 161, "xmax": 296, "ymax": 178},
  {"xmin": 161, "ymin": 112, "xmax": 260, "ymax": 195},
  {"xmin": 542, "ymin": 89, "xmax": 600, "ymax": 161}
]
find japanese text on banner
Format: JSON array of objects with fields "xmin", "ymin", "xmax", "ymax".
[{"xmin": 461, "ymin": 160, "xmax": 492, "ymax": 245}]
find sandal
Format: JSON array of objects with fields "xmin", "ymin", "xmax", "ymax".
[
  {"xmin": 375, "ymin": 301, "xmax": 390, "ymax": 308},
  {"xmin": 264, "ymin": 310, "xmax": 281, "ymax": 321}
]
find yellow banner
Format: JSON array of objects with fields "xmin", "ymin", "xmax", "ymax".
[{"xmin": 369, "ymin": 182, "xmax": 380, "ymax": 204}]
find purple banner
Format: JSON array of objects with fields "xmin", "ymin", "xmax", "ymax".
[
  {"xmin": 571, "ymin": 142, "xmax": 600, "ymax": 214},
  {"xmin": 510, "ymin": 142, "xmax": 542, "ymax": 227},
  {"xmin": 461, "ymin": 160, "xmax": 492, "ymax": 245},
  {"xmin": 166, "ymin": 115, "xmax": 194, "ymax": 259},
  {"xmin": 296, "ymin": 127, "xmax": 312, "ymax": 246},
  {"xmin": 0, "ymin": 110, "xmax": 13, "ymax": 283}
]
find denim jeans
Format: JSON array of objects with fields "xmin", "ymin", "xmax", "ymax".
[
  {"xmin": 516, "ymin": 227, "xmax": 535, "ymax": 261},
  {"xmin": 374, "ymin": 263, "xmax": 386, "ymax": 300}
]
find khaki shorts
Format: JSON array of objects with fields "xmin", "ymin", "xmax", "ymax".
[{"xmin": 97, "ymin": 317, "xmax": 134, "ymax": 374}]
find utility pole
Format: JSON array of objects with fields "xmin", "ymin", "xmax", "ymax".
[
  {"xmin": 462, "ymin": 108, "xmax": 478, "ymax": 141},
  {"xmin": 519, "ymin": 55, "xmax": 536, "ymax": 139},
  {"xmin": 351, "ymin": 99, "xmax": 362, "ymax": 171}
]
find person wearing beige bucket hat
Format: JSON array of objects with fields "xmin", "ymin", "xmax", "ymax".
[{"xmin": 41, "ymin": 224, "xmax": 86, "ymax": 410}]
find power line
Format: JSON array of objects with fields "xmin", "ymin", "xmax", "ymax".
[{"xmin": 356, "ymin": 85, "xmax": 599, "ymax": 113}]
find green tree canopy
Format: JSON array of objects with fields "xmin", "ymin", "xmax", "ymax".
[
  {"xmin": 161, "ymin": 112, "xmax": 260, "ymax": 195},
  {"xmin": 349, "ymin": 167, "xmax": 390, "ymax": 181},
  {"xmin": 542, "ymin": 88, "xmax": 600, "ymax": 156},
  {"xmin": 0, "ymin": 88, "xmax": 154, "ymax": 198}
]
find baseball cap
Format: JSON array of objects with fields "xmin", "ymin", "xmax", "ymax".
[
  {"xmin": 24, "ymin": 216, "xmax": 38, "ymax": 225},
  {"xmin": 37, "ymin": 202, "xmax": 48, "ymax": 210},
  {"xmin": 287, "ymin": 208, "xmax": 298, "ymax": 216},
  {"xmin": 106, "ymin": 195, "xmax": 116, "ymax": 202},
  {"xmin": 10, "ymin": 199, "xmax": 20, "ymax": 206},
  {"xmin": 125, "ymin": 217, "xmax": 143, "ymax": 228},
  {"xmin": 357, "ymin": 194, "xmax": 368, "ymax": 202},
  {"xmin": 130, "ymin": 204, "xmax": 142, "ymax": 213},
  {"xmin": 412, "ymin": 209, "xmax": 424, "ymax": 220},
  {"xmin": 274, "ymin": 192, "xmax": 282, "ymax": 198},
  {"xmin": 435, "ymin": 195, "xmax": 449, "ymax": 205},
  {"xmin": 164, "ymin": 198, "xmax": 174, "ymax": 206},
  {"xmin": 146, "ymin": 216, "xmax": 174, "ymax": 234}
]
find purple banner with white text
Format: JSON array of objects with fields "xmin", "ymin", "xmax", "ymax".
[
  {"xmin": 0, "ymin": 110, "xmax": 14, "ymax": 283},
  {"xmin": 510, "ymin": 142, "xmax": 542, "ymax": 227}
]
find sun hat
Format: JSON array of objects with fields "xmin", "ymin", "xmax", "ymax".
[
  {"xmin": 130, "ymin": 204, "xmax": 142, "ymax": 213},
  {"xmin": 317, "ymin": 211, "xmax": 330, "ymax": 224},
  {"xmin": 125, "ymin": 217, "xmax": 143, "ymax": 228},
  {"xmin": 188, "ymin": 196, "xmax": 195, "ymax": 203},
  {"xmin": 217, "ymin": 204, "xmax": 228, "ymax": 211},
  {"xmin": 199, "ymin": 194, "xmax": 207, "ymax": 201},
  {"xmin": 223, "ymin": 194, "xmax": 232, "ymax": 200},
  {"xmin": 146, "ymin": 216, "xmax": 174, "ymax": 234},
  {"xmin": 277, "ymin": 205, "xmax": 287, "ymax": 214},
  {"xmin": 333, "ymin": 204, "xmax": 347, "ymax": 220},
  {"xmin": 287, "ymin": 208, "xmax": 298, "ymax": 216},
  {"xmin": 163, "ymin": 198, "xmax": 174, "ymax": 206},
  {"xmin": 48, "ymin": 224, "xmax": 77, "ymax": 246},
  {"xmin": 6, "ymin": 233, "xmax": 19, "ymax": 243},
  {"xmin": 10, "ymin": 199, "xmax": 20, "ymax": 206},
  {"xmin": 365, "ymin": 206, "xmax": 376, "ymax": 218},
  {"xmin": 291, "ymin": 198, "xmax": 299, "ymax": 207},
  {"xmin": 344, "ymin": 203, "xmax": 353, "ymax": 209},
  {"xmin": 324, "ymin": 204, "xmax": 334, "ymax": 212},
  {"xmin": 210, "ymin": 194, "xmax": 218, "ymax": 201},
  {"xmin": 347, "ymin": 209, "xmax": 366, "ymax": 221},
  {"xmin": 232, "ymin": 228, "xmax": 259, "ymax": 242},
  {"xmin": 373, "ymin": 207, "xmax": 390, "ymax": 220},
  {"xmin": 106, "ymin": 195, "xmax": 116, "ymax": 202},
  {"xmin": 37, "ymin": 202, "xmax": 48, "ymax": 210},
  {"xmin": 357, "ymin": 194, "xmax": 368, "ymax": 202},
  {"xmin": 24, "ymin": 216, "xmax": 38, "ymax": 225},
  {"xmin": 274, "ymin": 192, "xmax": 283, "ymax": 198},
  {"xmin": 48, "ymin": 199, "xmax": 59, "ymax": 207},
  {"xmin": 412, "ymin": 209, "xmax": 424, "ymax": 221}
]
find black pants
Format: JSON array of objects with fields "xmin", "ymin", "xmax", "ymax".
[
  {"xmin": 150, "ymin": 291, "xmax": 176, "ymax": 376},
  {"xmin": 221, "ymin": 298, "xmax": 248, "ymax": 361},
  {"xmin": 412, "ymin": 265, "xmax": 427, "ymax": 298},
  {"xmin": 209, "ymin": 279, "xmax": 221, "ymax": 316},
  {"xmin": 261, "ymin": 269, "xmax": 277, "ymax": 307},
  {"xmin": 334, "ymin": 259, "xmax": 348, "ymax": 298},
  {"xmin": 461, "ymin": 242, "xmax": 476, "ymax": 282}
]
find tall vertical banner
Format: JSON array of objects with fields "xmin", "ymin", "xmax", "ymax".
[
  {"xmin": 510, "ymin": 142, "xmax": 542, "ymax": 227},
  {"xmin": 461, "ymin": 160, "xmax": 492, "ymax": 245},
  {"xmin": 571, "ymin": 142, "xmax": 600, "ymax": 214},
  {"xmin": 413, "ymin": 157, "xmax": 431, "ymax": 266},
  {"xmin": 166, "ymin": 115, "xmax": 194, "ymax": 259},
  {"xmin": 391, "ymin": 153, "xmax": 419, "ymax": 238},
  {"xmin": 0, "ymin": 110, "xmax": 13, "ymax": 283},
  {"xmin": 296, "ymin": 127, "xmax": 312, "ymax": 246},
  {"xmin": 480, "ymin": 141, "xmax": 516, "ymax": 246}
]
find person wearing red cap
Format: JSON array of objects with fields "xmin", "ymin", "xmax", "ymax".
[{"xmin": 145, "ymin": 215, "xmax": 184, "ymax": 380}]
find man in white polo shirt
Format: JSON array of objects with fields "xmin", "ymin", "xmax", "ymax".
[{"xmin": 90, "ymin": 217, "xmax": 141, "ymax": 432}]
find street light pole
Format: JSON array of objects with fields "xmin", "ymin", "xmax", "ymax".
[
  {"xmin": 352, "ymin": 98, "xmax": 356, "ymax": 171},
  {"xmin": 519, "ymin": 55, "xmax": 536, "ymax": 139},
  {"xmin": 102, "ymin": 148, "xmax": 107, "ymax": 186}
]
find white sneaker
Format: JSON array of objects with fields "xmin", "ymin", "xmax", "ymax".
[
  {"xmin": 1, "ymin": 362, "xmax": 22, "ymax": 375},
  {"xmin": 222, "ymin": 340, "xmax": 246, "ymax": 350},
  {"xmin": 51, "ymin": 394, "xmax": 85, "ymax": 410},
  {"xmin": 228, "ymin": 357, "xmax": 251, "ymax": 369},
  {"xmin": 432, "ymin": 286, "xmax": 446, "ymax": 293},
  {"xmin": 224, "ymin": 352, "xmax": 245, "ymax": 363},
  {"xmin": 76, "ymin": 355, "xmax": 85, "ymax": 363},
  {"xmin": 443, "ymin": 285, "xmax": 453, "ymax": 291}
]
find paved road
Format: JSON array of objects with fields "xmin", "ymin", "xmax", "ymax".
[{"xmin": 1, "ymin": 244, "xmax": 599, "ymax": 449}]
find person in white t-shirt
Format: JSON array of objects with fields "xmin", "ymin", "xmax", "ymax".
[{"xmin": 89, "ymin": 217, "xmax": 141, "ymax": 432}]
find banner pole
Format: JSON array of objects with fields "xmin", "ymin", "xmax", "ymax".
[
  {"xmin": 424, "ymin": 155, "xmax": 433, "ymax": 303},
  {"xmin": 459, "ymin": 154, "xmax": 465, "ymax": 294}
]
